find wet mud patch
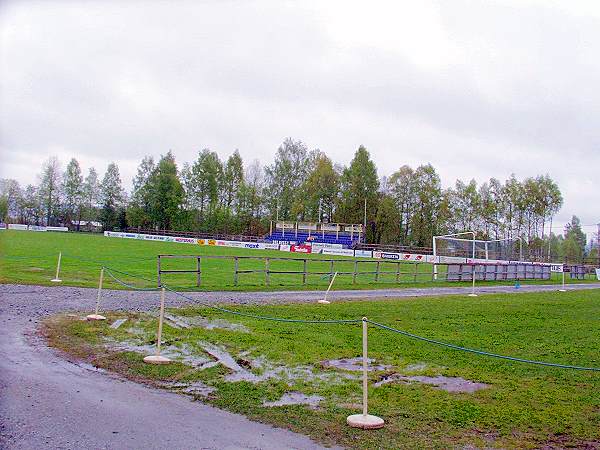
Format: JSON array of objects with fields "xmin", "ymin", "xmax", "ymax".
[
  {"xmin": 107, "ymin": 340, "xmax": 217, "ymax": 369},
  {"xmin": 164, "ymin": 313, "xmax": 249, "ymax": 333},
  {"xmin": 158, "ymin": 380, "xmax": 216, "ymax": 397},
  {"xmin": 375, "ymin": 374, "xmax": 489, "ymax": 393},
  {"xmin": 200, "ymin": 342, "xmax": 358, "ymax": 384},
  {"xmin": 321, "ymin": 357, "xmax": 390, "ymax": 372},
  {"xmin": 263, "ymin": 392, "xmax": 323, "ymax": 408}
]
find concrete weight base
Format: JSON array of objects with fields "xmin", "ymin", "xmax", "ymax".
[
  {"xmin": 86, "ymin": 314, "xmax": 106, "ymax": 321},
  {"xmin": 346, "ymin": 414, "xmax": 384, "ymax": 429},
  {"xmin": 143, "ymin": 355, "xmax": 171, "ymax": 365}
]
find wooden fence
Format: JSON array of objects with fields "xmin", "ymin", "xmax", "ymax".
[{"xmin": 157, "ymin": 254, "xmax": 434, "ymax": 287}]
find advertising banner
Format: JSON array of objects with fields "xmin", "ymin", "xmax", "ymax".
[
  {"xmin": 8, "ymin": 224, "xmax": 30, "ymax": 230},
  {"xmin": 291, "ymin": 244, "xmax": 312, "ymax": 254},
  {"xmin": 321, "ymin": 248, "xmax": 354, "ymax": 257},
  {"xmin": 46, "ymin": 226, "xmax": 69, "ymax": 232},
  {"xmin": 312, "ymin": 242, "xmax": 344, "ymax": 250},
  {"xmin": 550, "ymin": 264, "xmax": 564, "ymax": 273},
  {"xmin": 353, "ymin": 250, "xmax": 373, "ymax": 258},
  {"xmin": 596, "ymin": 268, "xmax": 600, "ymax": 281}
]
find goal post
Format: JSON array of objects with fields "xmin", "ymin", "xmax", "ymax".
[
  {"xmin": 432, "ymin": 232, "xmax": 475, "ymax": 280},
  {"xmin": 433, "ymin": 233, "xmax": 523, "ymax": 280}
]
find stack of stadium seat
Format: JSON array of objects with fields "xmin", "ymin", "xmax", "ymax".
[{"xmin": 265, "ymin": 230, "xmax": 357, "ymax": 247}]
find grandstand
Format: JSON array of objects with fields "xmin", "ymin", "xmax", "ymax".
[{"xmin": 266, "ymin": 221, "xmax": 363, "ymax": 247}]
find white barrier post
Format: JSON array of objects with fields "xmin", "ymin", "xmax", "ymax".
[
  {"xmin": 51, "ymin": 252, "xmax": 62, "ymax": 282},
  {"xmin": 559, "ymin": 271, "xmax": 567, "ymax": 292},
  {"xmin": 347, "ymin": 317, "xmax": 384, "ymax": 429},
  {"xmin": 468, "ymin": 264, "xmax": 478, "ymax": 297},
  {"xmin": 144, "ymin": 288, "xmax": 171, "ymax": 364},
  {"xmin": 87, "ymin": 268, "xmax": 106, "ymax": 320},
  {"xmin": 319, "ymin": 271, "xmax": 338, "ymax": 304}
]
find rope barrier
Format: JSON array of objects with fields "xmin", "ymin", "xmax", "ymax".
[
  {"xmin": 3, "ymin": 248, "xmax": 598, "ymax": 372},
  {"xmin": 161, "ymin": 285, "xmax": 361, "ymax": 325},
  {"xmin": 104, "ymin": 268, "xmax": 160, "ymax": 291},
  {"xmin": 99, "ymin": 264, "xmax": 600, "ymax": 371},
  {"xmin": 366, "ymin": 320, "xmax": 600, "ymax": 372}
]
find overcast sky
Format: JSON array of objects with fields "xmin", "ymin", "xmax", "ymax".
[{"xmin": 1, "ymin": 0, "xmax": 599, "ymax": 236}]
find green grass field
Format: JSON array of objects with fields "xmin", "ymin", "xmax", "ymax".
[
  {"xmin": 0, "ymin": 230, "xmax": 591, "ymax": 291},
  {"xmin": 45, "ymin": 290, "xmax": 600, "ymax": 449}
]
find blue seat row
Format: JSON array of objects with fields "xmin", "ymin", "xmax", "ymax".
[{"xmin": 265, "ymin": 231, "xmax": 356, "ymax": 247}]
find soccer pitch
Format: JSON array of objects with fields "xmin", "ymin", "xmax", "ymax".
[{"xmin": 0, "ymin": 230, "xmax": 588, "ymax": 291}]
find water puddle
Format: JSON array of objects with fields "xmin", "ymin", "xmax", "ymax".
[
  {"xmin": 164, "ymin": 314, "xmax": 249, "ymax": 333},
  {"xmin": 158, "ymin": 380, "xmax": 216, "ymax": 397},
  {"xmin": 374, "ymin": 374, "xmax": 489, "ymax": 393},
  {"xmin": 263, "ymin": 392, "xmax": 323, "ymax": 408},
  {"xmin": 321, "ymin": 357, "xmax": 390, "ymax": 372},
  {"xmin": 108, "ymin": 340, "xmax": 215, "ymax": 368},
  {"xmin": 199, "ymin": 342, "xmax": 358, "ymax": 384},
  {"xmin": 75, "ymin": 361, "xmax": 106, "ymax": 373},
  {"xmin": 110, "ymin": 318, "xmax": 127, "ymax": 329}
]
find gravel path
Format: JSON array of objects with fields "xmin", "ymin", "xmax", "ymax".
[{"xmin": 1, "ymin": 282, "xmax": 599, "ymax": 449}]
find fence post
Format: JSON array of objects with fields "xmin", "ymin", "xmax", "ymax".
[
  {"xmin": 234, "ymin": 256, "xmax": 239, "ymax": 286},
  {"xmin": 265, "ymin": 257, "xmax": 270, "ymax": 286},
  {"xmin": 353, "ymin": 260, "xmax": 358, "ymax": 284},
  {"xmin": 396, "ymin": 262, "xmax": 400, "ymax": 283},
  {"xmin": 330, "ymin": 260, "xmax": 334, "ymax": 279},
  {"xmin": 375, "ymin": 261, "xmax": 380, "ymax": 282},
  {"xmin": 86, "ymin": 267, "xmax": 106, "ymax": 321},
  {"xmin": 413, "ymin": 263, "xmax": 418, "ymax": 282},
  {"xmin": 347, "ymin": 317, "xmax": 384, "ymax": 429},
  {"xmin": 303, "ymin": 259, "xmax": 307, "ymax": 285},
  {"xmin": 157, "ymin": 256, "xmax": 161, "ymax": 288},
  {"xmin": 144, "ymin": 288, "xmax": 171, "ymax": 365},
  {"xmin": 197, "ymin": 256, "xmax": 201, "ymax": 287}
]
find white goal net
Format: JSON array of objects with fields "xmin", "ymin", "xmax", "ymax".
[
  {"xmin": 434, "ymin": 234, "xmax": 522, "ymax": 262},
  {"xmin": 433, "ymin": 233, "xmax": 522, "ymax": 279}
]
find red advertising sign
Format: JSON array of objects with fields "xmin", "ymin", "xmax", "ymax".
[{"xmin": 291, "ymin": 244, "xmax": 312, "ymax": 254}]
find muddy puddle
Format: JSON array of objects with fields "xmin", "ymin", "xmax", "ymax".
[
  {"xmin": 108, "ymin": 340, "xmax": 217, "ymax": 369},
  {"xmin": 321, "ymin": 357, "xmax": 390, "ymax": 372},
  {"xmin": 199, "ymin": 342, "xmax": 357, "ymax": 384},
  {"xmin": 163, "ymin": 314, "xmax": 249, "ymax": 333},
  {"xmin": 158, "ymin": 380, "xmax": 216, "ymax": 397},
  {"xmin": 263, "ymin": 392, "xmax": 323, "ymax": 408},
  {"xmin": 110, "ymin": 318, "xmax": 127, "ymax": 329},
  {"xmin": 374, "ymin": 374, "xmax": 489, "ymax": 393}
]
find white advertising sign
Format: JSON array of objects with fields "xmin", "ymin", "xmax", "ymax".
[
  {"xmin": 550, "ymin": 264, "xmax": 564, "ymax": 273},
  {"xmin": 321, "ymin": 248, "xmax": 354, "ymax": 257}
]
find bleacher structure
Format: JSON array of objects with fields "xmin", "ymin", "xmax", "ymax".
[{"xmin": 266, "ymin": 221, "xmax": 363, "ymax": 247}]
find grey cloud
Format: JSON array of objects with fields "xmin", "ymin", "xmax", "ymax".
[{"xmin": 0, "ymin": 0, "xmax": 599, "ymax": 230}]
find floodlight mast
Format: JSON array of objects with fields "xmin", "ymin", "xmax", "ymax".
[{"xmin": 433, "ymin": 231, "xmax": 475, "ymax": 280}]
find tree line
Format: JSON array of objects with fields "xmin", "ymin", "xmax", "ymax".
[{"xmin": 0, "ymin": 138, "xmax": 595, "ymax": 262}]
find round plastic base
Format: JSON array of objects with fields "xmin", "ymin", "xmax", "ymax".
[
  {"xmin": 558, "ymin": 289, "xmax": 567, "ymax": 292},
  {"xmin": 347, "ymin": 414, "xmax": 385, "ymax": 429},
  {"xmin": 86, "ymin": 314, "xmax": 106, "ymax": 321},
  {"xmin": 143, "ymin": 355, "xmax": 171, "ymax": 365},
  {"xmin": 51, "ymin": 279, "xmax": 62, "ymax": 283},
  {"xmin": 467, "ymin": 293, "xmax": 478, "ymax": 297},
  {"xmin": 318, "ymin": 300, "xmax": 331, "ymax": 304}
]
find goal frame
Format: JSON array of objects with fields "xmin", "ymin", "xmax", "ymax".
[{"xmin": 433, "ymin": 232, "xmax": 523, "ymax": 280}]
